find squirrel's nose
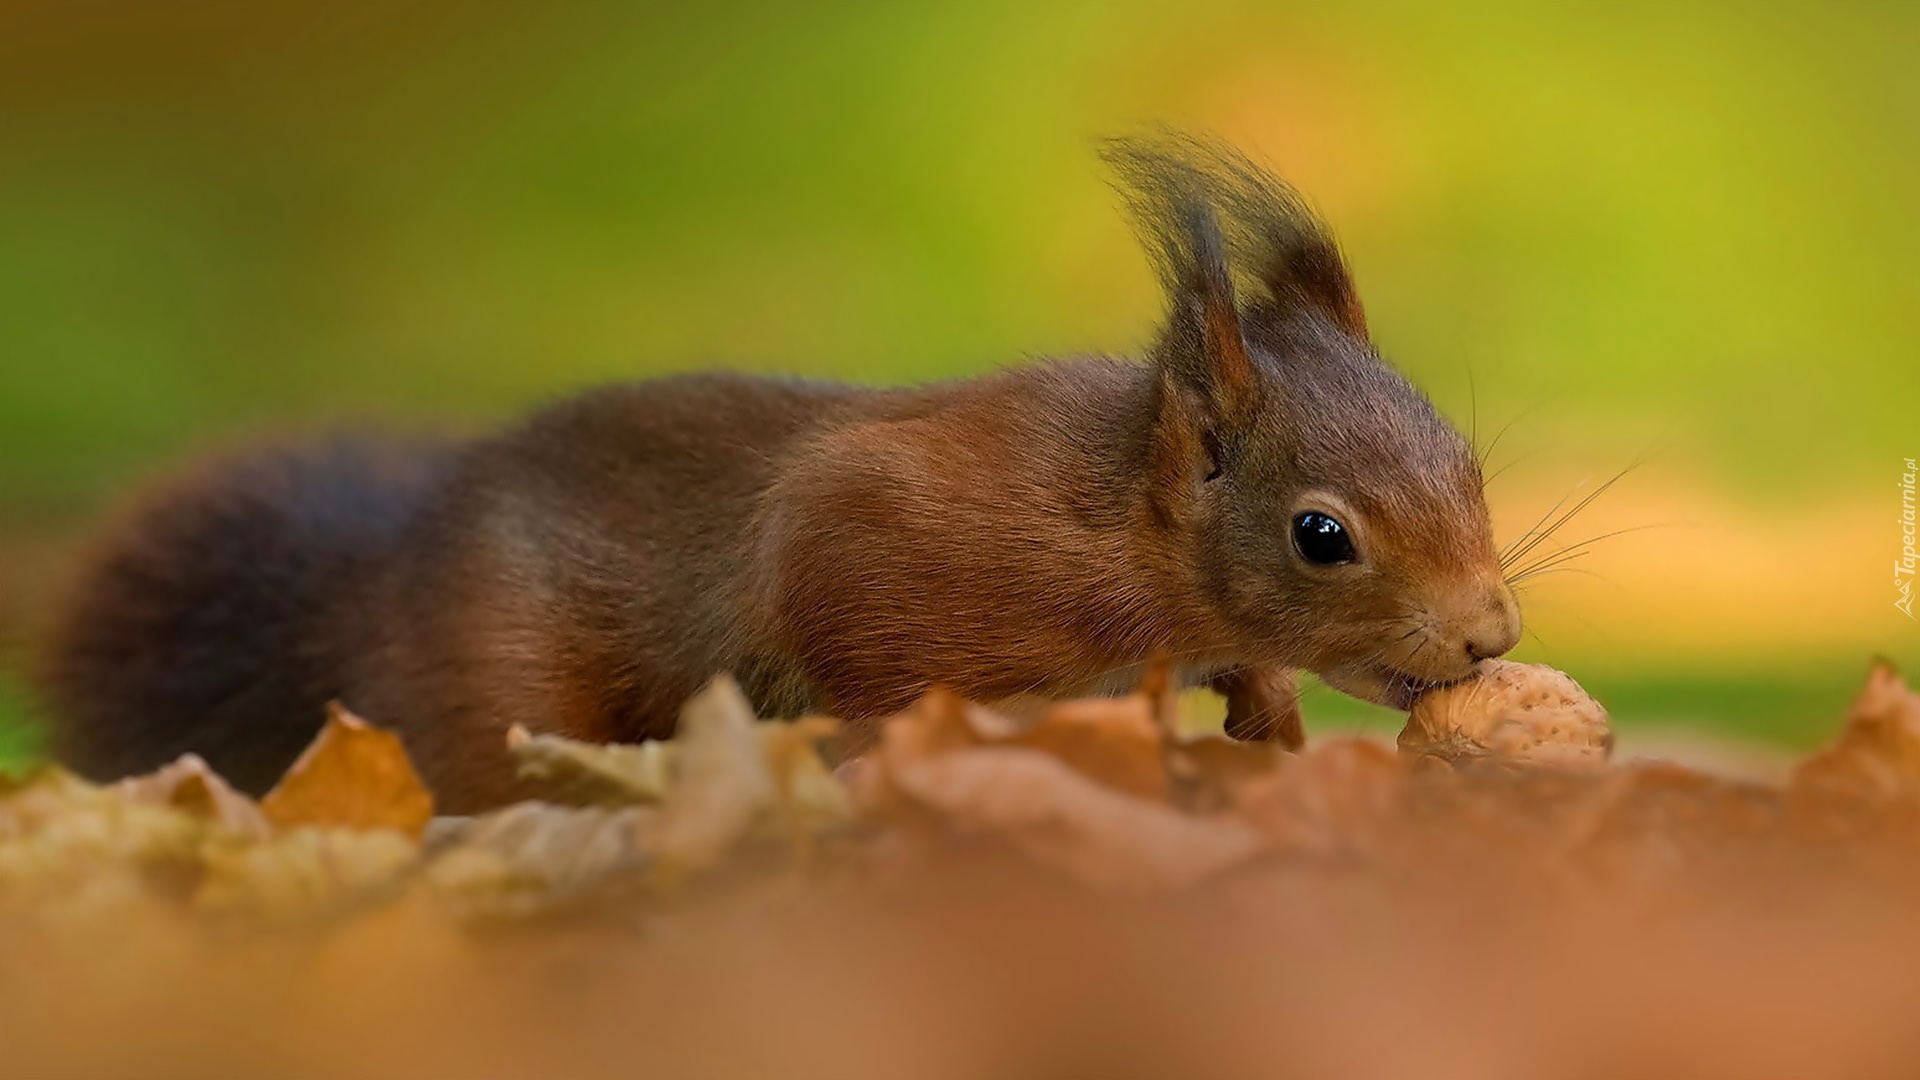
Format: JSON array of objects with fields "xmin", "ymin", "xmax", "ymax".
[{"xmin": 1463, "ymin": 585, "xmax": 1522, "ymax": 662}]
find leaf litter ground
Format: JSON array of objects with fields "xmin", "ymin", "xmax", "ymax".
[{"xmin": 6, "ymin": 660, "xmax": 1920, "ymax": 1078}]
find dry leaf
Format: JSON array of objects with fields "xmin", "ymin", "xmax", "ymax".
[
  {"xmin": 507, "ymin": 726, "xmax": 674, "ymax": 805},
  {"xmin": 1794, "ymin": 663, "xmax": 1920, "ymax": 799},
  {"xmin": 650, "ymin": 676, "xmax": 777, "ymax": 878},
  {"xmin": 492, "ymin": 682, "xmax": 849, "ymax": 889},
  {"xmin": 425, "ymin": 802, "xmax": 654, "ymax": 921},
  {"xmin": 858, "ymin": 685, "xmax": 1171, "ymax": 817},
  {"xmin": 850, "ymin": 687, "xmax": 988, "ymax": 817},
  {"xmin": 118, "ymin": 754, "xmax": 271, "ymax": 839},
  {"xmin": 294, "ymin": 892, "xmax": 478, "ymax": 1018},
  {"xmin": 0, "ymin": 768, "xmax": 207, "ymax": 917},
  {"xmin": 1166, "ymin": 735, "xmax": 1288, "ymax": 811},
  {"xmin": 0, "ymin": 766, "xmax": 118, "ymax": 839},
  {"xmin": 195, "ymin": 827, "xmax": 418, "ymax": 921},
  {"xmin": 1234, "ymin": 739, "xmax": 1407, "ymax": 860},
  {"xmin": 758, "ymin": 715, "xmax": 854, "ymax": 839},
  {"xmin": 887, "ymin": 746, "xmax": 1265, "ymax": 891},
  {"xmin": 261, "ymin": 703, "xmax": 434, "ymax": 839},
  {"xmin": 888, "ymin": 688, "xmax": 991, "ymax": 760},
  {"xmin": 1007, "ymin": 693, "xmax": 1169, "ymax": 801},
  {"xmin": 507, "ymin": 715, "xmax": 850, "ymax": 834}
]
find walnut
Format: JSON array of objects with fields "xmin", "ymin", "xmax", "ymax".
[{"xmin": 1398, "ymin": 660, "xmax": 1612, "ymax": 769}]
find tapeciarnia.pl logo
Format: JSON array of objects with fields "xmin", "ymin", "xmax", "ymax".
[{"xmin": 1900, "ymin": 457, "xmax": 1917, "ymax": 619}]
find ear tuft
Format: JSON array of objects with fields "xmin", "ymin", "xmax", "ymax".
[
  {"xmin": 1101, "ymin": 130, "xmax": 1367, "ymax": 346},
  {"xmin": 1101, "ymin": 136, "xmax": 1256, "ymax": 410}
]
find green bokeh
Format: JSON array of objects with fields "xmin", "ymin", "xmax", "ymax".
[
  {"xmin": 0, "ymin": 676, "xmax": 43, "ymax": 776},
  {"xmin": 2, "ymin": 0, "xmax": 1915, "ymax": 506}
]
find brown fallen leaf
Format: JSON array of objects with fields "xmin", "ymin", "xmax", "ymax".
[
  {"xmin": 118, "ymin": 754, "xmax": 271, "ymax": 840},
  {"xmin": 858, "ymin": 684, "xmax": 1172, "ymax": 817},
  {"xmin": 889, "ymin": 687, "xmax": 993, "ymax": 758},
  {"xmin": 0, "ymin": 766, "xmax": 121, "ymax": 839},
  {"xmin": 506, "ymin": 714, "xmax": 849, "ymax": 830},
  {"xmin": 1007, "ymin": 693, "xmax": 1169, "ymax": 802},
  {"xmin": 847, "ymin": 687, "xmax": 988, "ymax": 818},
  {"xmin": 1166, "ymin": 735, "xmax": 1289, "ymax": 812},
  {"xmin": 650, "ymin": 676, "xmax": 778, "ymax": 879},
  {"xmin": 425, "ymin": 802, "xmax": 654, "ymax": 921},
  {"xmin": 1234, "ymin": 739, "xmax": 1408, "ymax": 861},
  {"xmin": 887, "ymin": 745, "xmax": 1265, "ymax": 891},
  {"xmin": 507, "ymin": 726, "xmax": 674, "ymax": 805},
  {"xmin": 261, "ymin": 703, "xmax": 434, "ymax": 840},
  {"xmin": 0, "ymin": 767, "xmax": 207, "ymax": 918},
  {"xmin": 758, "ymin": 715, "xmax": 854, "ymax": 847},
  {"xmin": 195, "ymin": 827, "xmax": 419, "ymax": 922},
  {"xmin": 1794, "ymin": 662, "xmax": 1920, "ymax": 799}
]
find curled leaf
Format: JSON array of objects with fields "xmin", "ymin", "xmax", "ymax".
[
  {"xmin": 506, "ymin": 714, "xmax": 850, "ymax": 833},
  {"xmin": 1007, "ymin": 694, "xmax": 1168, "ymax": 802},
  {"xmin": 0, "ymin": 768, "xmax": 207, "ymax": 916},
  {"xmin": 889, "ymin": 746, "xmax": 1265, "ymax": 891},
  {"xmin": 261, "ymin": 703, "xmax": 434, "ymax": 839},
  {"xmin": 1234, "ymin": 739, "xmax": 1408, "ymax": 861},
  {"xmin": 1166, "ymin": 735, "xmax": 1288, "ymax": 812},
  {"xmin": 759, "ymin": 715, "xmax": 854, "ymax": 840},
  {"xmin": 195, "ymin": 827, "xmax": 418, "ymax": 922},
  {"xmin": 858, "ymin": 686, "xmax": 1172, "ymax": 816},
  {"xmin": 118, "ymin": 754, "xmax": 270, "ymax": 840},
  {"xmin": 425, "ymin": 802, "xmax": 654, "ymax": 921},
  {"xmin": 508, "ymin": 726, "xmax": 674, "ymax": 805},
  {"xmin": 1794, "ymin": 663, "xmax": 1920, "ymax": 799},
  {"xmin": 651, "ymin": 676, "xmax": 778, "ymax": 878}
]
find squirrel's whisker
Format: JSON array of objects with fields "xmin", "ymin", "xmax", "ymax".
[
  {"xmin": 1475, "ymin": 399, "xmax": 1547, "ymax": 476},
  {"xmin": 1498, "ymin": 461, "xmax": 1639, "ymax": 571},
  {"xmin": 1504, "ymin": 521, "xmax": 1665, "ymax": 585}
]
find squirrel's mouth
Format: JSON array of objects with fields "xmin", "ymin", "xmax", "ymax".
[{"xmin": 1317, "ymin": 663, "xmax": 1450, "ymax": 711}]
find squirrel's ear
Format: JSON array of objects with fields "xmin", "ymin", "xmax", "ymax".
[
  {"xmin": 1154, "ymin": 199, "xmax": 1258, "ymax": 414},
  {"xmin": 1207, "ymin": 140, "xmax": 1367, "ymax": 339},
  {"xmin": 1101, "ymin": 138, "xmax": 1259, "ymax": 417},
  {"xmin": 1255, "ymin": 231, "xmax": 1365, "ymax": 338},
  {"xmin": 1105, "ymin": 131, "xmax": 1368, "ymax": 343}
]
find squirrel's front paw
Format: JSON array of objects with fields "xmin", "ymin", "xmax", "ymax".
[{"xmin": 1211, "ymin": 667, "xmax": 1305, "ymax": 750}]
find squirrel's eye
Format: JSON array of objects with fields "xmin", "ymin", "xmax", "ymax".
[{"xmin": 1292, "ymin": 511, "xmax": 1356, "ymax": 565}]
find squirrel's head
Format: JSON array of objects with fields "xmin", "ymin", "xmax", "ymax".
[{"xmin": 1105, "ymin": 133, "xmax": 1520, "ymax": 708}]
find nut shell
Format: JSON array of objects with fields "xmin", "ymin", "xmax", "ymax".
[{"xmin": 1398, "ymin": 660, "xmax": 1612, "ymax": 769}]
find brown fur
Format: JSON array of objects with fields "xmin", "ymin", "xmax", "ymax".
[{"xmin": 36, "ymin": 134, "xmax": 1520, "ymax": 811}]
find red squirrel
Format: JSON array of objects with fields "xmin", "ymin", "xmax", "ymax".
[{"xmin": 36, "ymin": 134, "xmax": 1521, "ymax": 811}]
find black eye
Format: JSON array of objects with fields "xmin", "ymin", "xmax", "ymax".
[{"xmin": 1292, "ymin": 511, "xmax": 1356, "ymax": 565}]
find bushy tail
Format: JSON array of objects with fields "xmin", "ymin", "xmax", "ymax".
[{"xmin": 35, "ymin": 436, "xmax": 456, "ymax": 793}]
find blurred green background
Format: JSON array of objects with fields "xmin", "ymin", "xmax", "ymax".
[{"xmin": 2, "ymin": 0, "xmax": 1916, "ymax": 771}]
